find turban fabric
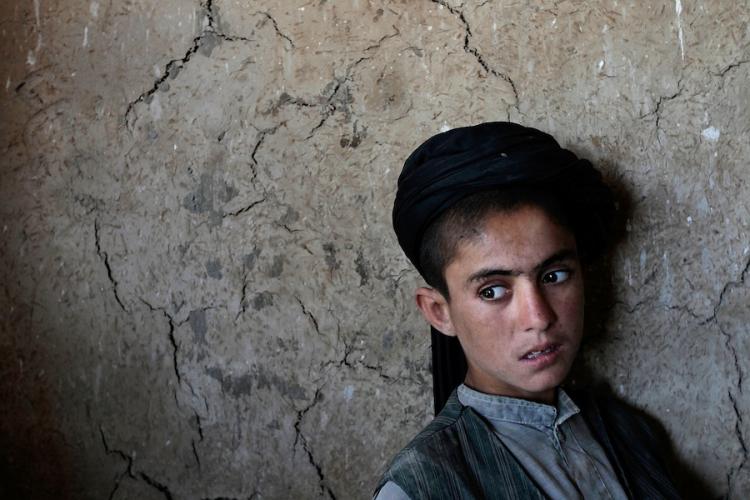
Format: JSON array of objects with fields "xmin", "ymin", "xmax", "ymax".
[
  {"xmin": 392, "ymin": 122, "xmax": 616, "ymax": 413},
  {"xmin": 393, "ymin": 121, "xmax": 613, "ymax": 274}
]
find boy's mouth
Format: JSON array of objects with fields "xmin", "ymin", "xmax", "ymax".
[{"xmin": 520, "ymin": 343, "xmax": 560, "ymax": 361}]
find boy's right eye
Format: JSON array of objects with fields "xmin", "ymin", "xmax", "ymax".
[{"xmin": 479, "ymin": 285, "xmax": 508, "ymax": 301}]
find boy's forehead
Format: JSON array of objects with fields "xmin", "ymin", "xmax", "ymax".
[{"xmin": 446, "ymin": 207, "xmax": 578, "ymax": 281}]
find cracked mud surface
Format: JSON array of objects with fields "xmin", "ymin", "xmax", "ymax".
[{"xmin": 1, "ymin": 0, "xmax": 749, "ymax": 498}]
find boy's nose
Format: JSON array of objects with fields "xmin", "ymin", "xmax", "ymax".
[{"xmin": 517, "ymin": 283, "xmax": 556, "ymax": 332}]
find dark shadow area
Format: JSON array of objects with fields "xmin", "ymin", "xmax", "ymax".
[
  {"xmin": 569, "ymin": 173, "xmax": 715, "ymax": 500},
  {"xmin": 0, "ymin": 304, "xmax": 75, "ymax": 500},
  {"xmin": 430, "ymin": 327, "xmax": 467, "ymax": 415},
  {"xmin": 571, "ymin": 378, "xmax": 716, "ymax": 500}
]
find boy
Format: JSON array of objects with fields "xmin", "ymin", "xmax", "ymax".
[{"xmin": 375, "ymin": 123, "xmax": 679, "ymax": 499}]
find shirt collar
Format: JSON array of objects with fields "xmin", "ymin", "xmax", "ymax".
[{"xmin": 457, "ymin": 384, "xmax": 580, "ymax": 430}]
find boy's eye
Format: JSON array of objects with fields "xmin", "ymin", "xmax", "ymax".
[
  {"xmin": 479, "ymin": 285, "xmax": 508, "ymax": 301},
  {"xmin": 542, "ymin": 269, "xmax": 571, "ymax": 284}
]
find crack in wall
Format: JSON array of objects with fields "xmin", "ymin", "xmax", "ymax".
[
  {"xmin": 718, "ymin": 319, "xmax": 745, "ymax": 498},
  {"xmin": 293, "ymin": 388, "xmax": 337, "ymax": 500},
  {"xmin": 137, "ymin": 294, "xmax": 215, "ymax": 473},
  {"xmin": 257, "ymin": 11, "xmax": 294, "ymax": 48},
  {"xmin": 344, "ymin": 339, "xmax": 394, "ymax": 382},
  {"xmin": 321, "ymin": 338, "xmax": 394, "ymax": 383},
  {"xmin": 615, "ymin": 253, "xmax": 749, "ymax": 327},
  {"xmin": 276, "ymin": 222, "xmax": 303, "ymax": 234},
  {"xmin": 188, "ymin": 410, "xmax": 205, "ymax": 469},
  {"xmin": 364, "ymin": 25, "xmax": 401, "ymax": 52},
  {"xmin": 140, "ymin": 298, "xmax": 184, "ymax": 387},
  {"xmin": 360, "ymin": 361, "xmax": 394, "ymax": 381},
  {"xmin": 726, "ymin": 390, "xmax": 749, "ymax": 498},
  {"xmin": 167, "ymin": 315, "xmax": 182, "ymax": 386},
  {"xmin": 719, "ymin": 320, "xmax": 745, "ymax": 395},
  {"xmin": 715, "ymin": 59, "xmax": 750, "ymax": 77},
  {"xmin": 100, "ymin": 426, "xmax": 135, "ymax": 500},
  {"xmin": 702, "ymin": 254, "xmax": 750, "ymax": 398},
  {"xmin": 306, "ymin": 79, "xmax": 347, "ymax": 139},
  {"xmin": 268, "ymin": 92, "xmax": 318, "ymax": 111},
  {"xmin": 94, "ymin": 219, "xmax": 128, "ymax": 313},
  {"xmin": 430, "ymin": 0, "xmax": 519, "ymax": 110},
  {"xmin": 236, "ymin": 274, "xmax": 250, "ymax": 321},
  {"xmin": 139, "ymin": 471, "xmax": 175, "ymax": 500},
  {"xmin": 295, "ymin": 296, "xmax": 321, "ymax": 335},
  {"xmin": 612, "ymin": 256, "xmax": 750, "ymax": 497},
  {"xmin": 707, "ymin": 255, "xmax": 750, "ymax": 497},
  {"xmin": 259, "ymin": 49, "xmax": 386, "ymax": 143},
  {"xmin": 263, "ymin": 24, "xmax": 396, "ymax": 134},
  {"xmin": 195, "ymin": 411, "xmax": 205, "ymax": 440},
  {"xmin": 664, "ymin": 303, "xmax": 701, "ymax": 321},
  {"xmin": 124, "ymin": 31, "xmax": 210, "ymax": 130},
  {"xmin": 101, "ymin": 426, "xmax": 179, "ymax": 500},
  {"xmin": 610, "ymin": 296, "xmax": 704, "ymax": 322},
  {"xmin": 610, "ymin": 298, "xmax": 650, "ymax": 315},
  {"xmin": 306, "ymin": 57, "xmax": 370, "ymax": 139},
  {"xmin": 638, "ymin": 77, "xmax": 684, "ymax": 140},
  {"xmin": 707, "ymin": 255, "xmax": 750, "ymax": 325},
  {"xmin": 222, "ymin": 197, "xmax": 267, "ymax": 218},
  {"xmin": 250, "ymin": 125, "xmax": 281, "ymax": 182},
  {"xmin": 124, "ymin": 0, "xmax": 253, "ymax": 131}
]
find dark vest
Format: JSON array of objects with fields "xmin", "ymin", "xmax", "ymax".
[{"xmin": 377, "ymin": 390, "xmax": 681, "ymax": 500}]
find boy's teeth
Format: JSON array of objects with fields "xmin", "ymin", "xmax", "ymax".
[{"xmin": 525, "ymin": 346, "xmax": 555, "ymax": 359}]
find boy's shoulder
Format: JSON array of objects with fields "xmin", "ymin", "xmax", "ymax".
[
  {"xmin": 381, "ymin": 391, "xmax": 472, "ymax": 476},
  {"xmin": 401, "ymin": 391, "xmax": 468, "ymax": 448},
  {"xmin": 376, "ymin": 391, "xmax": 544, "ymax": 500}
]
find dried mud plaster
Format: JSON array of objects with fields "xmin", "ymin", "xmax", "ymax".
[{"xmin": 2, "ymin": 0, "xmax": 750, "ymax": 498}]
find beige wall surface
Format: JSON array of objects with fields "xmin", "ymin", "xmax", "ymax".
[{"xmin": 1, "ymin": 0, "xmax": 748, "ymax": 498}]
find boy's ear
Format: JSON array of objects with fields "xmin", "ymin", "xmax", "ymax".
[{"xmin": 415, "ymin": 287, "xmax": 456, "ymax": 336}]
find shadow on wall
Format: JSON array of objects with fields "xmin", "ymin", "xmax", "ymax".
[
  {"xmin": 572, "ymin": 174, "xmax": 714, "ymax": 500},
  {"xmin": 0, "ymin": 307, "xmax": 74, "ymax": 499}
]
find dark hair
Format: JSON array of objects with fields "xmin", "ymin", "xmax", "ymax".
[{"xmin": 418, "ymin": 184, "xmax": 614, "ymax": 298}]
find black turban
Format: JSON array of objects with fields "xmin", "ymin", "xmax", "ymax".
[
  {"xmin": 393, "ymin": 121, "xmax": 614, "ymax": 275},
  {"xmin": 391, "ymin": 121, "xmax": 616, "ymax": 414}
]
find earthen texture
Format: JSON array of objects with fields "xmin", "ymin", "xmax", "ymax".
[{"xmin": 1, "ymin": 1, "xmax": 748, "ymax": 498}]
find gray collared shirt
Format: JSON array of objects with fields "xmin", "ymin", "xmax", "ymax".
[{"xmin": 376, "ymin": 385, "xmax": 629, "ymax": 500}]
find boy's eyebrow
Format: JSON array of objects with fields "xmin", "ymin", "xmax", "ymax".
[{"xmin": 466, "ymin": 248, "xmax": 579, "ymax": 285}]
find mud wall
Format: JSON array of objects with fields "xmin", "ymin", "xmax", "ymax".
[{"xmin": 1, "ymin": 1, "xmax": 748, "ymax": 498}]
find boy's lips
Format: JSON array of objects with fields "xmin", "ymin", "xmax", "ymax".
[{"xmin": 519, "ymin": 343, "xmax": 561, "ymax": 361}]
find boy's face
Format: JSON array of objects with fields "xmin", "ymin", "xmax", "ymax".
[{"xmin": 417, "ymin": 205, "xmax": 584, "ymax": 404}]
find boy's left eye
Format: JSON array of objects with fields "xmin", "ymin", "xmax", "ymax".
[
  {"xmin": 541, "ymin": 270, "xmax": 571, "ymax": 284},
  {"xmin": 479, "ymin": 285, "xmax": 508, "ymax": 301}
]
